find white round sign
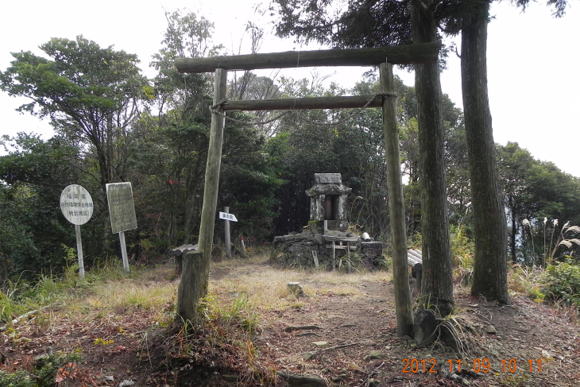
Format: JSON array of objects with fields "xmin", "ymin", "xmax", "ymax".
[{"xmin": 60, "ymin": 184, "xmax": 94, "ymax": 225}]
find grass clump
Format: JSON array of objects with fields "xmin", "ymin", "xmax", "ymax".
[
  {"xmin": 199, "ymin": 293, "xmax": 258, "ymax": 334},
  {"xmin": 508, "ymin": 264, "xmax": 545, "ymax": 302},
  {"xmin": 161, "ymin": 293, "xmax": 273, "ymax": 386}
]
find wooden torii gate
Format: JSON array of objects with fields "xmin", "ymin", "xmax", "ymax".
[{"xmin": 175, "ymin": 42, "xmax": 441, "ymax": 336}]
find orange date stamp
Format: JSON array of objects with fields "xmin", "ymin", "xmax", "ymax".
[{"xmin": 402, "ymin": 358, "xmax": 542, "ymax": 374}]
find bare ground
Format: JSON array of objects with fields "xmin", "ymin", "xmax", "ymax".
[{"xmin": 1, "ymin": 257, "xmax": 579, "ymax": 386}]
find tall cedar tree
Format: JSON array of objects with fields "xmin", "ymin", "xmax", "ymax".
[
  {"xmin": 459, "ymin": 0, "xmax": 508, "ymax": 302},
  {"xmin": 410, "ymin": 0, "xmax": 454, "ymax": 315}
]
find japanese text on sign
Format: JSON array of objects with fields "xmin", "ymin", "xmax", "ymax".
[
  {"xmin": 106, "ymin": 182, "xmax": 138, "ymax": 234},
  {"xmin": 60, "ymin": 185, "xmax": 94, "ymax": 225},
  {"xmin": 219, "ymin": 212, "xmax": 238, "ymax": 222}
]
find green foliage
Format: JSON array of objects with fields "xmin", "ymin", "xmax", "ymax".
[
  {"xmin": 0, "ymin": 369, "xmax": 32, "ymax": 387},
  {"xmin": 1, "ymin": 36, "xmax": 148, "ymax": 120},
  {"xmin": 450, "ymin": 225, "xmax": 474, "ymax": 269},
  {"xmin": 271, "ymin": 0, "xmax": 413, "ymax": 49},
  {"xmin": 499, "ymin": 142, "xmax": 580, "ymax": 264},
  {"xmin": 0, "ymin": 34, "xmax": 150, "ymax": 267},
  {"xmin": 0, "ymin": 134, "xmax": 82, "ymax": 281},
  {"xmin": 542, "ymin": 260, "xmax": 580, "ymax": 306},
  {"xmin": 0, "ymin": 35, "xmax": 150, "ymax": 220},
  {"xmin": 529, "ymin": 286, "xmax": 546, "ymax": 303}
]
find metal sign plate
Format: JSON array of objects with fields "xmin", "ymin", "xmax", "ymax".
[{"xmin": 219, "ymin": 212, "xmax": 238, "ymax": 222}]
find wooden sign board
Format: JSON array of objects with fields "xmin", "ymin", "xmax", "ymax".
[
  {"xmin": 60, "ymin": 184, "xmax": 93, "ymax": 225},
  {"xmin": 106, "ymin": 182, "xmax": 137, "ymax": 234}
]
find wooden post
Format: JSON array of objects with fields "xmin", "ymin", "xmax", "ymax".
[
  {"xmin": 197, "ymin": 68, "xmax": 227, "ymax": 298},
  {"xmin": 347, "ymin": 241, "xmax": 352, "ymax": 273},
  {"xmin": 224, "ymin": 206, "xmax": 232, "ymax": 259},
  {"xmin": 239, "ymin": 236, "xmax": 247, "ymax": 258},
  {"xmin": 119, "ymin": 231, "xmax": 130, "ymax": 273},
  {"xmin": 332, "ymin": 241, "xmax": 336, "ymax": 271},
  {"xmin": 380, "ymin": 62, "xmax": 413, "ymax": 336},
  {"xmin": 177, "ymin": 250, "xmax": 205, "ymax": 324},
  {"xmin": 75, "ymin": 225, "xmax": 85, "ymax": 279}
]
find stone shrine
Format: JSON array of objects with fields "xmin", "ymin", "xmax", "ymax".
[{"xmin": 272, "ymin": 173, "xmax": 384, "ymax": 270}]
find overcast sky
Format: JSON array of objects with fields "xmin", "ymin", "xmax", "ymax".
[{"xmin": 1, "ymin": 1, "xmax": 579, "ymax": 176}]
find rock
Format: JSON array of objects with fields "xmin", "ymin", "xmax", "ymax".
[
  {"xmin": 277, "ymin": 372, "xmax": 328, "ymax": 387},
  {"xmin": 314, "ymin": 234, "xmax": 324, "ymax": 245},
  {"xmin": 368, "ymin": 378, "xmax": 381, "ymax": 387},
  {"xmin": 288, "ymin": 282, "xmax": 305, "ymax": 297},
  {"xmin": 222, "ymin": 374, "xmax": 238, "ymax": 382},
  {"xmin": 303, "ymin": 351, "xmax": 317, "ymax": 360},
  {"xmin": 364, "ymin": 350, "xmax": 385, "ymax": 360},
  {"xmin": 313, "ymin": 341, "xmax": 328, "ymax": 347},
  {"xmin": 486, "ymin": 325, "xmax": 497, "ymax": 334}
]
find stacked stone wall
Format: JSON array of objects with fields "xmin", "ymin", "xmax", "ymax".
[{"xmin": 271, "ymin": 232, "xmax": 384, "ymax": 270}]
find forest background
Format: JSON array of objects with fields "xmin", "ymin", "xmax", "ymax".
[{"xmin": 1, "ymin": 4, "xmax": 580, "ymax": 284}]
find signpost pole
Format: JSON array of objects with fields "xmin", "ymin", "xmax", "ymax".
[
  {"xmin": 119, "ymin": 231, "xmax": 130, "ymax": 273},
  {"xmin": 75, "ymin": 224, "xmax": 85, "ymax": 279},
  {"xmin": 224, "ymin": 207, "xmax": 231, "ymax": 259}
]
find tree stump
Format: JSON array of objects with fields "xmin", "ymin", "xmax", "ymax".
[
  {"xmin": 177, "ymin": 250, "xmax": 205, "ymax": 324},
  {"xmin": 413, "ymin": 309, "xmax": 437, "ymax": 347},
  {"xmin": 167, "ymin": 244, "xmax": 198, "ymax": 275}
]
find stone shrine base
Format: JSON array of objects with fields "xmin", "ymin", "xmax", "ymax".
[{"xmin": 271, "ymin": 229, "xmax": 384, "ymax": 270}]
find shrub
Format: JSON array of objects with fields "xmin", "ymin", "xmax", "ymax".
[
  {"xmin": 0, "ymin": 351, "xmax": 81, "ymax": 387},
  {"xmin": 542, "ymin": 260, "xmax": 580, "ymax": 306}
]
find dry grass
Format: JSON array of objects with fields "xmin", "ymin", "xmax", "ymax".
[
  {"xmin": 209, "ymin": 253, "xmax": 392, "ymax": 311},
  {"xmin": 30, "ymin": 253, "xmax": 391, "ymax": 328},
  {"xmin": 26, "ymin": 266, "xmax": 178, "ymax": 331},
  {"xmin": 84, "ymin": 280, "xmax": 176, "ymax": 310}
]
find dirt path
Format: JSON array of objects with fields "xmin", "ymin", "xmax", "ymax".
[{"xmin": 1, "ymin": 258, "xmax": 579, "ymax": 386}]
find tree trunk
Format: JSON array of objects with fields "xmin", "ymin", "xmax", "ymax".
[
  {"xmin": 177, "ymin": 250, "xmax": 205, "ymax": 324},
  {"xmin": 411, "ymin": 0, "xmax": 454, "ymax": 316},
  {"xmin": 461, "ymin": 2, "xmax": 509, "ymax": 304},
  {"xmin": 509, "ymin": 197, "xmax": 517, "ymax": 263}
]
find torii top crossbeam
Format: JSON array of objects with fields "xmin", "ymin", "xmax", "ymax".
[{"xmin": 175, "ymin": 42, "xmax": 441, "ymax": 73}]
